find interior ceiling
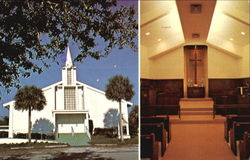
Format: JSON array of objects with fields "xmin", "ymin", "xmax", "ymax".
[{"xmin": 140, "ymin": 0, "xmax": 250, "ymax": 58}]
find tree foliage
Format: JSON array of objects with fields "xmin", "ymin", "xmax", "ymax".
[
  {"xmin": 14, "ymin": 86, "xmax": 47, "ymax": 111},
  {"xmin": 0, "ymin": 0, "xmax": 137, "ymax": 92},
  {"xmin": 105, "ymin": 75, "xmax": 134, "ymax": 102},
  {"xmin": 0, "ymin": 116, "xmax": 9, "ymax": 125},
  {"xmin": 129, "ymin": 105, "xmax": 138, "ymax": 137}
]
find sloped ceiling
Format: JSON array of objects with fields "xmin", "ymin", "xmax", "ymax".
[{"xmin": 140, "ymin": 0, "xmax": 250, "ymax": 59}]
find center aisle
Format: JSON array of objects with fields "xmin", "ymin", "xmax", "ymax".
[{"xmin": 163, "ymin": 123, "xmax": 237, "ymax": 160}]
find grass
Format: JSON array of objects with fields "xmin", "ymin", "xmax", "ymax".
[{"xmin": 89, "ymin": 135, "xmax": 138, "ymax": 145}]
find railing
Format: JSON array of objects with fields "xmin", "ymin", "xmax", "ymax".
[
  {"xmin": 0, "ymin": 125, "xmax": 9, "ymax": 132},
  {"xmin": 85, "ymin": 126, "xmax": 91, "ymax": 139}
]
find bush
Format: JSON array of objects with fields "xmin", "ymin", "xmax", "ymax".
[
  {"xmin": 0, "ymin": 131, "xmax": 8, "ymax": 138},
  {"xmin": 93, "ymin": 127, "xmax": 118, "ymax": 138},
  {"xmin": 129, "ymin": 106, "xmax": 138, "ymax": 137},
  {"xmin": 13, "ymin": 133, "xmax": 55, "ymax": 140}
]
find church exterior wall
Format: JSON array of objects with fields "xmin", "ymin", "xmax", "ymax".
[
  {"xmin": 5, "ymin": 82, "xmax": 131, "ymax": 139},
  {"xmin": 7, "ymin": 86, "xmax": 55, "ymax": 137},
  {"xmin": 84, "ymin": 85, "xmax": 130, "ymax": 134}
]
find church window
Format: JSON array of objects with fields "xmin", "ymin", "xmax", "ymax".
[
  {"xmin": 64, "ymin": 87, "xmax": 76, "ymax": 110},
  {"xmin": 67, "ymin": 69, "xmax": 72, "ymax": 85}
]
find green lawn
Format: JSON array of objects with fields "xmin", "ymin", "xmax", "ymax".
[
  {"xmin": 89, "ymin": 136, "xmax": 138, "ymax": 145},
  {"xmin": 57, "ymin": 133, "xmax": 90, "ymax": 146}
]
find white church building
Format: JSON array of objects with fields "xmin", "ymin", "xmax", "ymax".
[{"xmin": 3, "ymin": 47, "xmax": 132, "ymax": 146}]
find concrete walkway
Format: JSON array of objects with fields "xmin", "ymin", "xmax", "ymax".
[{"xmin": 0, "ymin": 145, "xmax": 138, "ymax": 160}]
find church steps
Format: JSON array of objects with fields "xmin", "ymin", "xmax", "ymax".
[
  {"xmin": 181, "ymin": 107, "xmax": 213, "ymax": 116},
  {"xmin": 170, "ymin": 115, "xmax": 225, "ymax": 124},
  {"xmin": 181, "ymin": 110, "xmax": 213, "ymax": 115},
  {"xmin": 180, "ymin": 107, "xmax": 212, "ymax": 111}
]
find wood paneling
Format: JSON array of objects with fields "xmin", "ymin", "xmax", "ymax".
[
  {"xmin": 209, "ymin": 78, "xmax": 250, "ymax": 104},
  {"xmin": 141, "ymin": 79, "xmax": 183, "ymax": 105}
]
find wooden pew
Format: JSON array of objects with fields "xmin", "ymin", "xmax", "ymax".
[
  {"xmin": 141, "ymin": 123, "xmax": 167, "ymax": 156},
  {"xmin": 213, "ymin": 104, "xmax": 250, "ymax": 118},
  {"xmin": 239, "ymin": 132, "xmax": 250, "ymax": 160},
  {"xmin": 141, "ymin": 105, "xmax": 180, "ymax": 118},
  {"xmin": 141, "ymin": 134, "xmax": 159, "ymax": 160},
  {"xmin": 229, "ymin": 122, "xmax": 250, "ymax": 155},
  {"xmin": 141, "ymin": 116, "xmax": 171, "ymax": 143},
  {"xmin": 224, "ymin": 115, "xmax": 250, "ymax": 142}
]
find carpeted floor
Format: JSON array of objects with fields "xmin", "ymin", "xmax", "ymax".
[{"xmin": 163, "ymin": 123, "xmax": 237, "ymax": 160}]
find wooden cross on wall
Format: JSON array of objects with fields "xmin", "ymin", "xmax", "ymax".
[{"xmin": 189, "ymin": 50, "xmax": 201, "ymax": 85}]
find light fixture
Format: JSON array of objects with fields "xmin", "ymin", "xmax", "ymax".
[
  {"xmin": 145, "ymin": 32, "xmax": 150, "ymax": 36},
  {"xmin": 229, "ymin": 38, "xmax": 234, "ymax": 41},
  {"xmin": 241, "ymin": 32, "xmax": 246, "ymax": 35},
  {"xmin": 192, "ymin": 33, "xmax": 200, "ymax": 38},
  {"xmin": 158, "ymin": 38, "xmax": 161, "ymax": 42}
]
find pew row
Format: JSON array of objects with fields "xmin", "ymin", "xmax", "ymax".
[
  {"xmin": 141, "ymin": 116, "xmax": 171, "ymax": 143},
  {"xmin": 224, "ymin": 115, "xmax": 250, "ymax": 142},
  {"xmin": 239, "ymin": 132, "xmax": 250, "ymax": 160},
  {"xmin": 229, "ymin": 122, "xmax": 250, "ymax": 155},
  {"xmin": 141, "ymin": 134, "xmax": 160, "ymax": 160},
  {"xmin": 141, "ymin": 123, "xmax": 167, "ymax": 157}
]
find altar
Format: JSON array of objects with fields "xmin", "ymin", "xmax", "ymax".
[
  {"xmin": 187, "ymin": 87, "xmax": 205, "ymax": 98},
  {"xmin": 184, "ymin": 45, "xmax": 208, "ymax": 98}
]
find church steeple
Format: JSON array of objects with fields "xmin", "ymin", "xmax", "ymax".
[
  {"xmin": 62, "ymin": 46, "xmax": 76, "ymax": 85},
  {"xmin": 65, "ymin": 46, "xmax": 73, "ymax": 68}
]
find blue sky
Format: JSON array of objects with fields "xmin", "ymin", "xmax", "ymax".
[{"xmin": 0, "ymin": 1, "xmax": 138, "ymax": 118}]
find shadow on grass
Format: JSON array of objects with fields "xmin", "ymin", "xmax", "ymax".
[
  {"xmin": 2, "ymin": 152, "xmax": 115, "ymax": 160},
  {"xmin": 89, "ymin": 135, "xmax": 138, "ymax": 145},
  {"xmin": 49, "ymin": 152, "xmax": 115, "ymax": 160}
]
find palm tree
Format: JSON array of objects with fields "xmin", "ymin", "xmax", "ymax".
[
  {"xmin": 14, "ymin": 85, "xmax": 47, "ymax": 143},
  {"xmin": 105, "ymin": 75, "xmax": 134, "ymax": 141}
]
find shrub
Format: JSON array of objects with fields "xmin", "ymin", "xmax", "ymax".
[
  {"xmin": 0, "ymin": 131, "xmax": 8, "ymax": 138},
  {"xmin": 13, "ymin": 133, "xmax": 55, "ymax": 140},
  {"xmin": 129, "ymin": 106, "xmax": 138, "ymax": 137},
  {"xmin": 93, "ymin": 127, "xmax": 118, "ymax": 138}
]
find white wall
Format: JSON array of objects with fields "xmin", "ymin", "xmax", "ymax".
[
  {"xmin": 208, "ymin": 47, "xmax": 240, "ymax": 78},
  {"xmin": 10, "ymin": 87, "xmax": 55, "ymax": 135},
  {"xmin": 149, "ymin": 47, "xmax": 184, "ymax": 79},
  {"xmin": 56, "ymin": 87, "xmax": 63, "ymax": 110},
  {"xmin": 238, "ymin": 44, "xmax": 250, "ymax": 78},
  {"xmin": 141, "ymin": 44, "xmax": 249, "ymax": 79},
  {"xmin": 84, "ymin": 86, "xmax": 130, "ymax": 131},
  {"xmin": 141, "ymin": 46, "xmax": 184, "ymax": 79},
  {"xmin": 140, "ymin": 45, "xmax": 150, "ymax": 79}
]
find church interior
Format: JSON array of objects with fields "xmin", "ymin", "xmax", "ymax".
[{"xmin": 140, "ymin": 1, "xmax": 250, "ymax": 160}]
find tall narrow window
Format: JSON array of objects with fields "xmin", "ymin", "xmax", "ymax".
[
  {"xmin": 67, "ymin": 69, "xmax": 72, "ymax": 85},
  {"xmin": 64, "ymin": 87, "xmax": 76, "ymax": 110}
]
